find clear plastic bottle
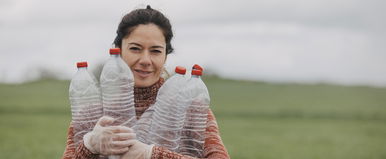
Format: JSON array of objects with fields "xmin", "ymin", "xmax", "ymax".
[
  {"xmin": 69, "ymin": 61, "xmax": 103, "ymax": 148},
  {"xmin": 100, "ymin": 48, "xmax": 136, "ymax": 159},
  {"xmin": 178, "ymin": 67, "xmax": 210, "ymax": 157},
  {"xmin": 148, "ymin": 66, "xmax": 189, "ymax": 151},
  {"xmin": 100, "ymin": 48, "xmax": 136, "ymax": 128}
]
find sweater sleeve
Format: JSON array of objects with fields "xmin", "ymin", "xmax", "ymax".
[
  {"xmin": 61, "ymin": 122, "xmax": 99, "ymax": 159},
  {"xmin": 150, "ymin": 109, "xmax": 230, "ymax": 159}
]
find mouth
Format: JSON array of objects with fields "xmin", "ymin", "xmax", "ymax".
[{"xmin": 134, "ymin": 69, "xmax": 153, "ymax": 78}]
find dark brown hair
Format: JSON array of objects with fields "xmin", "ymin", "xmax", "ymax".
[{"xmin": 113, "ymin": 5, "xmax": 174, "ymax": 54}]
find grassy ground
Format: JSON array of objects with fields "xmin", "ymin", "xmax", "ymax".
[{"xmin": 0, "ymin": 77, "xmax": 386, "ymax": 159}]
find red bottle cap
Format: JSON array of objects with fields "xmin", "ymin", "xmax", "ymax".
[
  {"xmin": 110, "ymin": 48, "xmax": 121, "ymax": 55},
  {"xmin": 77, "ymin": 62, "xmax": 88, "ymax": 68},
  {"xmin": 175, "ymin": 66, "xmax": 186, "ymax": 75},
  {"xmin": 192, "ymin": 64, "xmax": 203, "ymax": 71},
  {"xmin": 191, "ymin": 69, "xmax": 202, "ymax": 76}
]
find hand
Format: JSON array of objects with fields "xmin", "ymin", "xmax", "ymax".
[
  {"xmin": 83, "ymin": 116, "xmax": 136, "ymax": 156},
  {"xmin": 120, "ymin": 140, "xmax": 154, "ymax": 159}
]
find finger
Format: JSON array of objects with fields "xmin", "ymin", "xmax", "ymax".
[
  {"xmin": 110, "ymin": 147, "xmax": 130, "ymax": 155},
  {"xmin": 111, "ymin": 140, "xmax": 136, "ymax": 148},
  {"xmin": 108, "ymin": 126, "xmax": 134, "ymax": 133},
  {"xmin": 112, "ymin": 133, "xmax": 136, "ymax": 141},
  {"xmin": 97, "ymin": 116, "xmax": 115, "ymax": 127}
]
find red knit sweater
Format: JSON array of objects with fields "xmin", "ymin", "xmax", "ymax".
[{"xmin": 61, "ymin": 79, "xmax": 230, "ymax": 159}]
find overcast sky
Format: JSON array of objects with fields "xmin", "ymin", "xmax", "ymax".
[{"xmin": 1, "ymin": 0, "xmax": 385, "ymax": 86}]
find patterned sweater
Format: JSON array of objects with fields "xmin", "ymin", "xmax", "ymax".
[{"xmin": 61, "ymin": 78, "xmax": 230, "ymax": 159}]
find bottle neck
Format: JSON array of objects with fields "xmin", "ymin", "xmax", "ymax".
[
  {"xmin": 191, "ymin": 75, "xmax": 201, "ymax": 79},
  {"xmin": 78, "ymin": 67, "xmax": 87, "ymax": 71},
  {"xmin": 110, "ymin": 54, "xmax": 120, "ymax": 57}
]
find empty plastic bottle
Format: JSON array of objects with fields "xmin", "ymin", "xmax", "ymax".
[
  {"xmin": 100, "ymin": 48, "xmax": 136, "ymax": 128},
  {"xmin": 69, "ymin": 61, "xmax": 103, "ymax": 148},
  {"xmin": 100, "ymin": 48, "xmax": 136, "ymax": 159},
  {"xmin": 147, "ymin": 66, "xmax": 189, "ymax": 151},
  {"xmin": 178, "ymin": 67, "xmax": 210, "ymax": 157}
]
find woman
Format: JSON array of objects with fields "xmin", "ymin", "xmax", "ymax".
[{"xmin": 62, "ymin": 5, "xmax": 230, "ymax": 159}]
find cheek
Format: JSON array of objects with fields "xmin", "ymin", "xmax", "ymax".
[
  {"xmin": 121, "ymin": 53, "xmax": 135, "ymax": 67},
  {"xmin": 154, "ymin": 56, "xmax": 166, "ymax": 71}
]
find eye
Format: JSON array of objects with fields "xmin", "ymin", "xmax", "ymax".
[
  {"xmin": 129, "ymin": 47, "xmax": 141, "ymax": 52},
  {"xmin": 151, "ymin": 49, "xmax": 162, "ymax": 54}
]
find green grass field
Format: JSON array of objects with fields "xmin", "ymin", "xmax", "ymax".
[{"xmin": 1, "ymin": 77, "xmax": 386, "ymax": 159}]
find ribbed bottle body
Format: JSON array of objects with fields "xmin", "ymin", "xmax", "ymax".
[
  {"xmin": 178, "ymin": 75, "xmax": 210, "ymax": 157},
  {"xmin": 69, "ymin": 67, "xmax": 103, "ymax": 147},
  {"xmin": 100, "ymin": 55, "xmax": 136, "ymax": 128},
  {"xmin": 148, "ymin": 73, "xmax": 189, "ymax": 151}
]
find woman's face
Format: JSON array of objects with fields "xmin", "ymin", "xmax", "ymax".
[{"xmin": 121, "ymin": 24, "xmax": 167, "ymax": 87}]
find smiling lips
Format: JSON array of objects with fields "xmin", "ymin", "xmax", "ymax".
[{"xmin": 134, "ymin": 69, "xmax": 153, "ymax": 78}]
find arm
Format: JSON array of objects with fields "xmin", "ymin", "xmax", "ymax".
[
  {"xmin": 61, "ymin": 122, "xmax": 99, "ymax": 159},
  {"xmin": 150, "ymin": 109, "xmax": 230, "ymax": 159}
]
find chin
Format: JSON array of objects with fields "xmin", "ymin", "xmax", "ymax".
[{"xmin": 134, "ymin": 79, "xmax": 157, "ymax": 87}]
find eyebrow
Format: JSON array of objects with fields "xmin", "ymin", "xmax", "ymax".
[{"xmin": 128, "ymin": 42, "xmax": 164, "ymax": 49}]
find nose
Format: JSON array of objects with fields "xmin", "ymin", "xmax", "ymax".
[{"xmin": 138, "ymin": 50, "xmax": 151, "ymax": 67}]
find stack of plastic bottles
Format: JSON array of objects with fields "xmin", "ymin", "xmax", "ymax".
[
  {"xmin": 100, "ymin": 48, "xmax": 136, "ymax": 128},
  {"xmin": 69, "ymin": 50, "xmax": 210, "ymax": 157},
  {"xmin": 69, "ymin": 62, "xmax": 103, "ymax": 147},
  {"xmin": 142, "ymin": 64, "xmax": 210, "ymax": 157},
  {"xmin": 69, "ymin": 48, "xmax": 136, "ymax": 159}
]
